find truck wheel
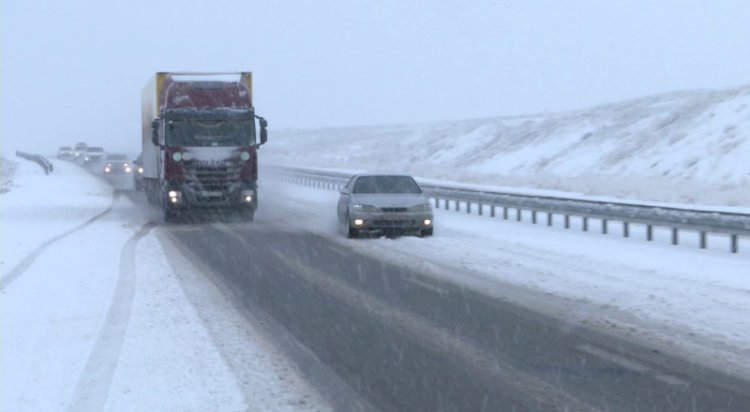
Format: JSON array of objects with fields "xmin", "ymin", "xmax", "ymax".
[
  {"xmin": 164, "ymin": 209, "xmax": 179, "ymax": 223},
  {"xmin": 420, "ymin": 228, "xmax": 434, "ymax": 237}
]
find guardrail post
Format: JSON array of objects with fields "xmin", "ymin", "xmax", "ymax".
[
  {"xmin": 516, "ymin": 208, "xmax": 522, "ymax": 222},
  {"xmin": 564, "ymin": 214, "xmax": 570, "ymax": 229},
  {"xmin": 647, "ymin": 225, "xmax": 653, "ymax": 241},
  {"xmin": 547, "ymin": 212, "xmax": 553, "ymax": 226},
  {"xmin": 478, "ymin": 204, "xmax": 483, "ymax": 216},
  {"xmin": 467, "ymin": 202, "xmax": 471, "ymax": 214},
  {"xmin": 623, "ymin": 222, "xmax": 630, "ymax": 238},
  {"xmin": 583, "ymin": 217, "xmax": 589, "ymax": 232},
  {"xmin": 602, "ymin": 219, "xmax": 608, "ymax": 234},
  {"xmin": 731, "ymin": 235, "xmax": 738, "ymax": 253},
  {"xmin": 491, "ymin": 205, "xmax": 496, "ymax": 218},
  {"xmin": 455, "ymin": 200, "xmax": 460, "ymax": 212},
  {"xmin": 445, "ymin": 199, "xmax": 450, "ymax": 210},
  {"xmin": 700, "ymin": 231, "xmax": 707, "ymax": 249},
  {"xmin": 671, "ymin": 228, "xmax": 679, "ymax": 245},
  {"xmin": 503, "ymin": 207, "xmax": 508, "ymax": 220},
  {"xmin": 434, "ymin": 198, "xmax": 439, "ymax": 208},
  {"xmin": 531, "ymin": 210, "xmax": 537, "ymax": 224}
]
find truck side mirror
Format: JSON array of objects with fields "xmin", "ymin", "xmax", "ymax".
[
  {"xmin": 259, "ymin": 117, "xmax": 268, "ymax": 145},
  {"xmin": 151, "ymin": 120, "xmax": 159, "ymax": 146}
]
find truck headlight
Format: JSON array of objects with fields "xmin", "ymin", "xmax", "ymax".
[
  {"xmin": 241, "ymin": 189, "xmax": 255, "ymax": 203},
  {"xmin": 172, "ymin": 152, "xmax": 183, "ymax": 161},
  {"xmin": 137, "ymin": 167, "xmax": 144, "ymax": 174},
  {"xmin": 240, "ymin": 151, "xmax": 250, "ymax": 161}
]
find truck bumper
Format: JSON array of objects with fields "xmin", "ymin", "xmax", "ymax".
[{"xmin": 165, "ymin": 184, "xmax": 257, "ymax": 211}]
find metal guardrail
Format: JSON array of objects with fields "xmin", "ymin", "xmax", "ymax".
[
  {"xmin": 268, "ymin": 165, "xmax": 750, "ymax": 254},
  {"xmin": 16, "ymin": 151, "xmax": 54, "ymax": 174}
]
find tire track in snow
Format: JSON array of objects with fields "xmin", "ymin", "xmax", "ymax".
[
  {"xmin": 66, "ymin": 223, "xmax": 154, "ymax": 412},
  {"xmin": 0, "ymin": 192, "xmax": 118, "ymax": 291}
]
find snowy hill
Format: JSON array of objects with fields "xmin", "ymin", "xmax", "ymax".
[{"xmin": 264, "ymin": 85, "xmax": 750, "ymax": 207}]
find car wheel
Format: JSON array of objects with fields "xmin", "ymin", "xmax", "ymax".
[{"xmin": 420, "ymin": 227, "xmax": 434, "ymax": 237}]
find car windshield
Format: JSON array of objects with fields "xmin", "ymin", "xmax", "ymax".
[
  {"xmin": 87, "ymin": 147, "xmax": 103, "ymax": 152},
  {"xmin": 353, "ymin": 176, "xmax": 422, "ymax": 194},
  {"xmin": 106, "ymin": 154, "xmax": 127, "ymax": 160},
  {"xmin": 166, "ymin": 119, "xmax": 253, "ymax": 146}
]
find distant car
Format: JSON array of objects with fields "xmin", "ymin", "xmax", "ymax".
[
  {"xmin": 337, "ymin": 174, "xmax": 434, "ymax": 238},
  {"xmin": 83, "ymin": 147, "xmax": 106, "ymax": 165},
  {"xmin": 57, "ymin": 146, "xmax": 73, "ymax": 159},
  {"xmin": 132, "ymin": 154, "xmax": 145, "ymax": 190},
  {"xmin": 102, "ymin": 154, "xmax": 132, "ymax": 175},
  {"xmin": 73, "ymin": 142, "xmax": 88, "ymax": 163}
]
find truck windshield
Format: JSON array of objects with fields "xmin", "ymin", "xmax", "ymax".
[{"xmin": 166, "ymin": 119, "xmax": 253, "ymax": 147}]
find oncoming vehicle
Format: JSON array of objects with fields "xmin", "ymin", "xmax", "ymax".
[
  {"xmin": 102, "ymin": 154, "xmax": 132, "ymax": 175},
  {"xmin": 73, "ymin": 142, "xmax": 88, "ymax": 163},
  {"xmin": 83, "ymin": 147, "xmax": 106, "ymax": 166},
  {"xmin": 337, "ymin": 174, "xmax": 434, "ymax": 238},
  {"xmin": 57, "ymin": 146, "xmax": 73, "ymax": 159}
]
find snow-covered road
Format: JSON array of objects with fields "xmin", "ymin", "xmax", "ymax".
[
  {"xmin": 2, "ymin": 155, "xmax": 749, "ymax": 410},
  {"xmin": 261, "ymin": 170, "xmax": 750, "ymax": 381},
  {"xmin": 1, "ymin": 158, "xmax": 332, "ymax": 411}
]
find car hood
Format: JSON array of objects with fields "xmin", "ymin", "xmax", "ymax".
[{"xmin": 351, "ymin": 193, "xmax": 430, "ymax": 208}]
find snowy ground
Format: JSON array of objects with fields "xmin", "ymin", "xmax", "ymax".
[
  {"xmin": 261, "ymin": 174, "xmax": 750, "ymax": 381},
  {"xmin": 264, "ymin": 84, "xmax": 750, "ymax": 207},
  {"xmin": 2, "ymin": 148, "xmax": 749, "ymax": 411},
  {"xmin": 0, "ymin": 157, "xmax": 331, "ymax": 411}
]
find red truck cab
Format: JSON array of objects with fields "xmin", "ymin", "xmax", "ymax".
[{"xmin": 141, "ymin": 72, "xmax": 267, "ymax": 221}]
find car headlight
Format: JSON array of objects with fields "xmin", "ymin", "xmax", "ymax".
[
  {"xmin": 351, "ymin": 204, "xmax": 379, "ymax": 212},
  {"xmin": 409, "ymin": 203, "xmax": 432, "ymax": 212}
]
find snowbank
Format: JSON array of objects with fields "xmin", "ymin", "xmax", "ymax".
[{"xmin": 264, "ymin": 85, "xmax": 750, "ymax": 207}]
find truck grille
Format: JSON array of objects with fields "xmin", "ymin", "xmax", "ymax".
[
  {"xmin": 381, "ymin": 207, "xmax": 408, "ymax": 213},
  {"xmin": 187, "ymin": 165, "xmax": 242, "ymax": 191}
]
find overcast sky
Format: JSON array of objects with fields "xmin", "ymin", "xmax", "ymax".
[{"xmin": 2, "ymin": 0, "xmax": 750, "ymax": 153}]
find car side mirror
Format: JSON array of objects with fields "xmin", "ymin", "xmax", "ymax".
[{"xmin": 259, "ymin": 117, "xmax": 268, "ymax": 145}]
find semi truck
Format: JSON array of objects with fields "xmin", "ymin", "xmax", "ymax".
[{"xmin": 141, "ymin": 72, "xmax": 268, "ymax": 221}]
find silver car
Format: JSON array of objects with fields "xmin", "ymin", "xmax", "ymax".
[{"xmin": 337, "ymin": 174, "xmax": 434, "ymax": 238}]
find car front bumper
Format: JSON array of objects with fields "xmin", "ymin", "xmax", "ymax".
[{"xmin": 348, "ymin": 211, "xmax": 433, "ymax": 232}]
